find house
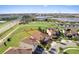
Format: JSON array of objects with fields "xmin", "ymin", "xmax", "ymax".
[
  {"xmin": 47, "ymin": 28, "xmax": 53, "ymax": 36},
  {"xmin": 47, "ymin": 28, "xmax": 61, "ymax": 39},
  {"xmin": 47, "ymin": 28, "xmax": 58, "ymax": 36},
  {"xmin": 20, "ymin": 31, "xmax": 45, "ymax": 51},
  {"xmin": 3, "ymin": 47, "xmax": 32, "ymax": 54},
  {"xmin": 64, "ymin": 29, "xmax": 78, "ymax": 38}
]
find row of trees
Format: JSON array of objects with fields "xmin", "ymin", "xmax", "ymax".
[
  {"xmin": 1, "ymin": 16, "xmax": 18, "ymax": 21},
  {"xmin": 20, "ymin": 15, "xmax": 37, "ymax": 24},
  {"xmin": 38, "ymin": 27, "xmax": 47, "ymax": 34},
  {"xmin": 19, "ymin": 15, "xmax": 61, "ymax": 24}
]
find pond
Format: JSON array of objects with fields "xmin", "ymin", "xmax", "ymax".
[
  {"xmin": 36, "ymin": 16, "xmax": 79, "ymax": 22},
  {"xmin": 52, "ymin": 18, "xmax": 79, "ymax": 22}
]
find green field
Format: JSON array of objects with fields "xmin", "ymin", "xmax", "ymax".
[
  {"xmin": 0, "ymin": 21, "xmax": 58, "ymax": 53},
  {"xmin": 65, "ymin": 48, "xmax": 79, "ymax": 54}
]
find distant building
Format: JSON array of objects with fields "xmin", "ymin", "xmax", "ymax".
[
  {"xmin": 64, "ymin": 29, "xmax": 78, "ymax": 38},
  {"xmin": 35, "ymin": 16, "xmax": 48, "ymax": 20},
  {"xmin": 58, "ymin": 23, "xmax": 79, "ymax": 29}
]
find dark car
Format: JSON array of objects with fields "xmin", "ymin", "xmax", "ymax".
[
  {"xmin": 32, "ymin": 45, "xmax": 44, "ymax": 54},
  {"xmin": 61, "ymin": 42, "xmax": 66, "ymax": 45}
]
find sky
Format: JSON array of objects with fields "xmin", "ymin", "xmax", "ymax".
[{"xmin": 0, "ymin": 5, "xmax": 79, "ymax": 14}]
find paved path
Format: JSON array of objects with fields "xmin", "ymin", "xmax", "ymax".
[{"xmin": 0, "ymin": 26, "xmax": 20, "ymax": 45}]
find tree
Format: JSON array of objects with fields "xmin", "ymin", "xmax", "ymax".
[
  {"xmin": 4, "ymin": 42, "xmax": 7, "ymax": 46},
  {"xmin": 7, "ymin": 38, "xmax": 11, "ymax": 42},
  {"xmin": 32, "ymin": 19, "xmax": 35, "ymax": 21},
  {"xmin": 67, "ymin": 34, "xmax": 72, "ymax": 40},
  {"xmin": 63, "ymin": 52, "xmax": 68, "ymax": 54},
  {"xmin": 38, "ymin": 27, "xmax": 42, "ymax": 32},
  {"xmin": 45, "ymin": 19, "xmax": 48, "ymax": 21},
  {"xmin": 32, "ymin": 18, "xmax": 37, "ymax": 21}
]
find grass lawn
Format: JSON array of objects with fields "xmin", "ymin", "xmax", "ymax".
[{"xmin": 66, "ymin": 48, "xmax": 79, "ymax": 54}]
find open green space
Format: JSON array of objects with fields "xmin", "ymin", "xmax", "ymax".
[
  {"xmin": 65, "ymin": 48, "xmax": 79, "ymax": 54},
  {"xmin": 0, "ymin": 21, "xmax": 58, "ymax": 53}
]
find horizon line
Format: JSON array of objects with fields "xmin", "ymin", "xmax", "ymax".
[{"xmin": 0, "ymin": 12, "xmax": 79, "ymax": 14}]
